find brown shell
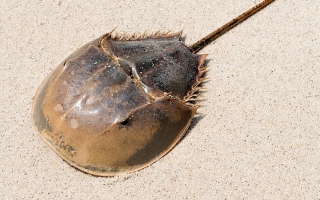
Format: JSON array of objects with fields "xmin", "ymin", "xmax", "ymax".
[{"xmin": 32, "ymin": 31, "xmax": 206, "ymax": 176}]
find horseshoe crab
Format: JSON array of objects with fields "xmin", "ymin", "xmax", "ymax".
[{"xmin": 32, "ymin": 0, "xmax": 275, "ymax": 176}]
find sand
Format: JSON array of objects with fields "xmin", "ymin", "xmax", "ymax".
[{"xmin": 1, "ymin": 0, "xmax": 319, "ymax": 199}]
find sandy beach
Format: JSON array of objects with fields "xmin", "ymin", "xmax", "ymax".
[{"xmin": 1, "ymin": 0, "xmax": 319, "ymax": 198}]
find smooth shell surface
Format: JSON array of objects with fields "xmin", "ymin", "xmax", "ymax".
[{"xmin": 32, "ymin": 31, "xmax": 206, "ymax": 176}]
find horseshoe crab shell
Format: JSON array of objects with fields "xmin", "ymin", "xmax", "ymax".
[
  {"xmin": 32, "ymin": 0, "xmax": 275, "ymax": 176},
  {"xmin": 32, "ymin": 31, "xmax": 206, "ymax": 176}
]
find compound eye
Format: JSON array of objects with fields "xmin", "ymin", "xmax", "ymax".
[{"xmin": 120, "ymin": 118, "xmax": 130, "ymax": 126}]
